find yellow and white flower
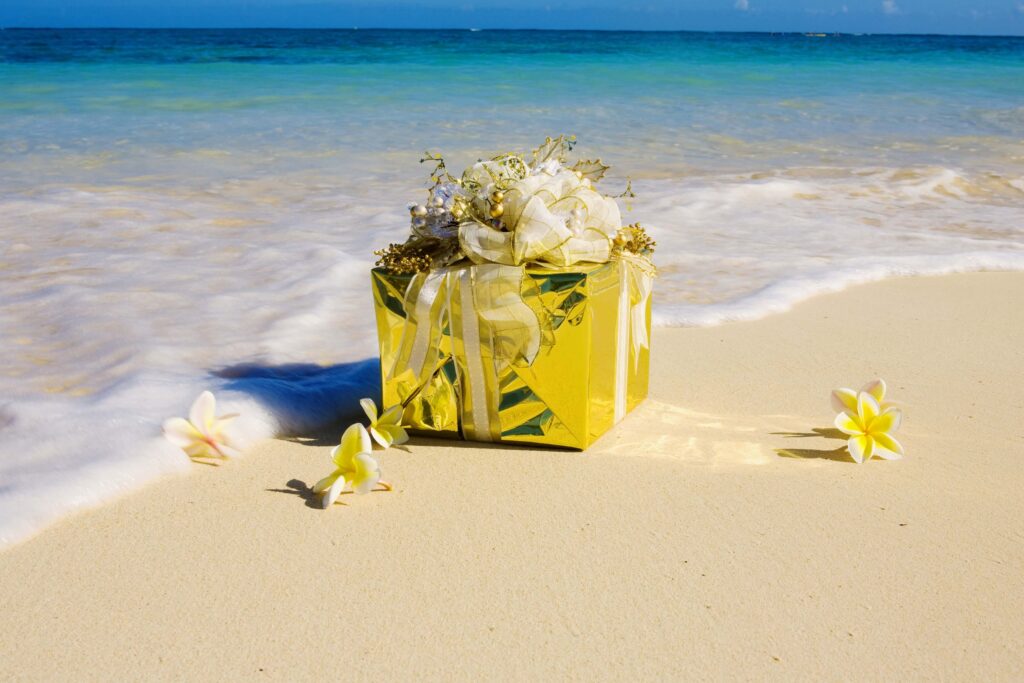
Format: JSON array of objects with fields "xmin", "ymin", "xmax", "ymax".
[
  {"xmin": 834, "ymin": 391, "xmax": 904, "ymax": 463},
  {"xmin": 360, "ymin": 398, "xmax": 409, "ymax": 448},
  {"xmin": 831, "ymin": 378, "xmax": 896, "ymax": 416},
  {"xmin": 162, "ymin": 390, "xmax": 240, "ymax": 461},
  {"xmin": 313, "ymin": 423, "xmax": 383, "ymax": 507}
]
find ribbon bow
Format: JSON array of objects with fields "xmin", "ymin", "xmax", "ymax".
[{"xmin": 458, "ymin": 166, "xmax": 620, "ymax": 268}]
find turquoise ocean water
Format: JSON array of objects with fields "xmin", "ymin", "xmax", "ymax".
[
  {"xmin": 4, "ymin": 30, "xmax": 1024, "ymax": 181},
  {"xmin": 1, "ymin": 29, "xmax": 1023, "ymax": 545}
]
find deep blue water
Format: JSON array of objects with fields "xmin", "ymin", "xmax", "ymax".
[{"xmin": 3, "ymin": 28, "xmax": 1024, "ymax": 64}]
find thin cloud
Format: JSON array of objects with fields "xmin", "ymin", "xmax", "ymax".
[
  {"xmin": 881, "ymin": 0, "xmax": 900, "ymax": 15},
  {"xmin": 734, "ymin": 0, "xmax": 750, "ymax": 11}
]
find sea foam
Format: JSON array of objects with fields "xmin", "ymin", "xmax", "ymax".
[{"xmin": 2, "ymin": 165, "xmax": 1022, "ymax": 548}]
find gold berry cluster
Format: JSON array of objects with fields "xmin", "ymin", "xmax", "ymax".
[
  {"xmin": 374, "ymin": 241, "xmax": 433, "ymax": 274},
  {"xmin": 614, "ymin": 224, "xmax": 656, "ymax": 256}
]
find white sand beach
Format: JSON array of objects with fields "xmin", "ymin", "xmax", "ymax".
[{"xmin": 2, "ymin": 271, "xmax": 1022, "ymax": 680}]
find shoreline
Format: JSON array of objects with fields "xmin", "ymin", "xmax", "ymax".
[
  {"xmin": 653, "ymin": 250, "xmax": 1024, "ymax": 326},
  {"xmin": 4, "ymin": 261, "xmax": 1022, "ymax": 551},
  {"xmin": 2, "ymin": 270, "xmax": 1022, "ymax": 678}
]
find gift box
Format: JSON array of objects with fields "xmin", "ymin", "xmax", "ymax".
[
  {"xmin": 370, "ymin": 135, "xmax": 655, "ymax": 449},
  {"xmin": 371, "ymin": 259, "xmax": 651, "ymax": 449}
]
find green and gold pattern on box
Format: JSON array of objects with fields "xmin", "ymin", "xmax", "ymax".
[{"xmin": 371, "ymin": 136, "xmax": 655, "ymax": 450}]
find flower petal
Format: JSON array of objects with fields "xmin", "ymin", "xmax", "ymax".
[
  {"xmin": 360, "ymin": 398, "xmax": 378, "ymax": 424},
  {"xmin": 210, "ymin": 437, "xmax": 240, "ymax": 459},
  {"xmin": 356, "ymin": 424, "xmax": 371, "ymax": 452},
  {"xmin": 834, "ymin": 411, "xmax": 863, "ymax": 436},
  {"xmin": 383, "ymin": 424, "xmax": 409, "ymax": 446},
  {"xmin": 369, "ymin": 426, "xmax": 392, "ymax": 449},
  {"xmin": 162, "ymin": 417, "xmax": 202, "ymax": 448},
  {"xmin": 380, "ymin": 403, "xmax": 403, "ymax": 423},
  {"xmin": 379, "ymin": 405, "xmax": 404, "ymax": 427},
  {"xmin": 184, "ymin": 441, "xmax": 215, "ymax": 459},
  {"xmin": 830, "ymin": 388, "xmax": 858, "ymax": 415},
  {"xmin": 349, "ymin": 453, "xmax": 381, "ymax": 495},
  {"xmin": 870, "ymin": 408, "xmax": 902, "ymax": 435},
  {"xmin": 848, "ymin": 434, "xmax": 873, "ymax": 464},
  {"xmin": 189, "ymin": 391, "xmax": 217, "ymax": 435},
  {"xmin": 334, "ymin": 423, "xmax": 372, "ymax": 468},
  {"xmin": 872, "ymin": 433, "xmax": 904, "ymax": 460},
  {"xmin": 322, "ymin": 475, "xmax": 347, "ymax": 508},
  {"xmin": 312, "ymin": 471, "xmax": 342, "ymax": 494},
  {"xmin": 861, "ymin": 378, "xmax": 886, "ymax": 404},
  {"xmin": 857, "ymin": 392, "xmax": 880, "ymax": 423}
]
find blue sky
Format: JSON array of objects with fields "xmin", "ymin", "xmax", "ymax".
[{"xmin": 2, "ymin": 0, "xmax": 1023, "ymax": 35}]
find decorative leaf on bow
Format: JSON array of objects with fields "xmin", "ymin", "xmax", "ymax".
[
  {"xmin": 570, "ymin": 159, "xmax": 611, "ymax": 182},
  {"xmin": 531, "ymin": 134, "xmax": 576, "ymax": 167}
]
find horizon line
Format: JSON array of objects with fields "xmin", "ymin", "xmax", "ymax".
[{"xmin": 3, "ymin": 26, "xmax": 1024, "ymax": 38}]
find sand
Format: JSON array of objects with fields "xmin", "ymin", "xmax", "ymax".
[{"xmin": 1, "ymin": 271, "xmax": 1022, "ymax": 680}]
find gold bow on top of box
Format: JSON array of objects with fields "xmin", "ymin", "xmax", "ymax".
[{"xmin": 371, "ymin": 136, "xmax": 656, "ymax": 450}]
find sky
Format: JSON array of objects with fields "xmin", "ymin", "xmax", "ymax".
[{"xmin": 2, "ymin": 0, "xmax": 1023, "ymax": 35}]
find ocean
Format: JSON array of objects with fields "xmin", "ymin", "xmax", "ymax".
[{"xmin": 1, "ymin": 28, "xmax": 1023, "ymax": 546}]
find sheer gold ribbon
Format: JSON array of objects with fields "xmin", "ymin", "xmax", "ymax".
[
  {"xmin": 397, "ymin": 259, "xmax": 650, "ymax": 439},
  {"xmin": 395, "ymin": 263, "xmax": 542, "ymax": 441},
  {"xmin": 395, "ymin": 167, "xmax": 652, "ymax": 438}
]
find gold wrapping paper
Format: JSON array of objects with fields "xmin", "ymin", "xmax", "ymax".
[{"xmin": 371, "ymin": 261, "xmax": 651, "ymax": 450}]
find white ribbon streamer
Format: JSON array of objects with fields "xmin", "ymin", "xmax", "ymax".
[
  {"xmin": 614, "ymin": 260, "xmax": 630, "ymax": 424},
  {"xmin": 402, "ymin": 270, "xmax": 445, "ymax": 381},
  {"xmin": 630, "ymin": 270, "xmax": 653, "ymax": 369},
  {"xmin": 458, "ymin": 268, "xmax": 493, "ymax": 442}
]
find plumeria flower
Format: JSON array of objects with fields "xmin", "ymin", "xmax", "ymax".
[
  {"xmin": 360, "ymin": 398, "xmax": 409, "ymax": 449},
  {"xmin": 831, "ymin": 378, "xmax": 896, "ymax": 416},
  {"xmin": 313, "ymin": 423, "xmax": 389, "ymax": 508},
  {"xmin": 162, "ymin": 390, "xmax": 240, "ymax": 461},
  {"xmin": 834, "ymin": 392, "xmax": 904, "ymax": 463}
]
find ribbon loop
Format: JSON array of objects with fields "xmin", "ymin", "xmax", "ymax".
[{"xmin": 458, "ymin": 166, "xmax": 620, "ymax": 269}]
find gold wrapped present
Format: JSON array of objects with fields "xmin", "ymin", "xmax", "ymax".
[
  {"xmin": 370, "ymin": 135, "xmax": 656, "ymax": 449},
  {"xmin": 371, "ymin": 260, "xmax": 651, "ymax": 449}
]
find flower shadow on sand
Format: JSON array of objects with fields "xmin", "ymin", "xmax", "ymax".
[
  {"xmin": 772, "ymin": 427, "xmax": 852, "ymax": 462},
  {"xmin": 266, "ymin": 479, "xmax": 325, "ymax": 509}
]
